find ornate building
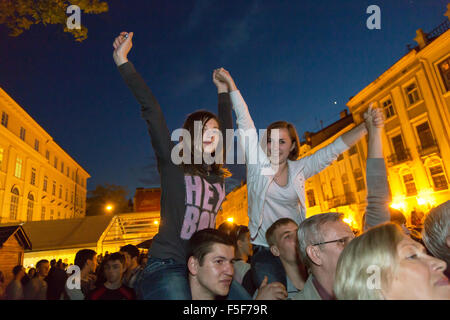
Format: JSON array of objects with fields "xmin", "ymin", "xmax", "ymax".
[{"xmin": 0, "ymin": 87, "xmax": 90, "ymax": 223}]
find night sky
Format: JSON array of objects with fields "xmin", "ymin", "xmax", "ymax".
[{"xmin": 0, "ymin": 0, "xmax": 447, "ymax": 198}]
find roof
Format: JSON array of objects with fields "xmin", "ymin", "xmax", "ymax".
[
  {"xmin": 0, "ymin": 225, "xmax": 32, "ymax": 250},
  {"xmin": 20, "ymin": 215, "xmax": 114, "ymax": 251}
]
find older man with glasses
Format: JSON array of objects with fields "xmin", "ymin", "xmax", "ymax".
[{"xmin": 293, "ymin": 105, "xmax": 389, "ymax": 300}]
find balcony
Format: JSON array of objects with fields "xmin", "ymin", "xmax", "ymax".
[
  {"xmin": 387, "ymin": 148, "xmax": 411, "ymax": 166},
  {"xmin": 327, "ymin": 192, "xmax": 357, "ymax": 209},
  {"xmin": 417, "ymin": 140, "xmax": 440, "ymax": 158}
]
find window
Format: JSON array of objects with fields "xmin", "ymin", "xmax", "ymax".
[
  {"xmin": 45, "ymin": 150, "xmax": 50, "ymax": 160},
  {"xmin": 429, "ymin": 164, "xmax": 448, "ymax": 191},
  {"xmin": 15, "ymin": 157, "xmax": 23, "ymax": 178},
  {"xmin": 405, "ymin": 83, "xmax": 420, "ymax": 105},
  {"xmin": 71, "ymin": 192, "xmax": 74, "ymax": 204},
  {"xmin": 0, "ymin": 147, "xmax": 3, "ymax": 167},
  {"xmin": 41, "ymin": 206, "xmax": 46, "ymax": 221},
  {"xmin": 353, "ymin": 168, "xmax": 365, "ymax": 192},
  {"xmin": 306, "ymin": 190, "xmax": 316, "ymax": 207},
  {"xmin": 382, "ymin": 99, "xmax": 395, "ymax": 119},
  {"xmin": 43, "ymin": 176, "xmax": 48, "ymax": 192},
  {"xmin": 50, "ymin": 209, "xmax": 54, "ymax": 220},
  {"xmin": 416, "ymin": 122, "xmax": 434, "ymax": 149},
  {"xmin": 58, "ymin": 211, "xmax": 61, "ymax": 219},
  {"xmin": 391, "ymin": 134, "xmax": 408, "ymax": 162},
  {"xmin": 403, "ymin": 173, "xmax": 417, "ymax": 196},
  {"xmin": 66, "ymin": 167, "xmax": 69, "ymax": 177},
  {"xmin": 65, "ymin": 188, "xmax": 68, "ymax": 202},
  {"xmin": 20, "ymin": 127, "xmax": 26, "ymax": 141},
  {"xmin": 52, "ymin": 181, "xmax": 56, "ymax": 196},
  {"xmin": 27, "ymin": 193, "xmax": 34, "ymax": 221},
  {"xmin": 10, "ymin": 188, "xmax": 19, "ymax": 220},
  {"xmin": 34, "ymin": 139, "xmax": 39, "ymax": 152},
  {"xmin": 30, "ymin": 168, "xmax": 36, "ymax": 185},
  {"xmin": 1, "ymin": 112, "xmax": 8, "ymax": 127},
  {"xmin": 61, "ymin": 162, "xmax": 64, "ymax": 173},
  {"xmin": 438, "ymin": 57, "xmax": 450, "ymax": 92},
  {"xmin": 54, "ymin": 157, "xmax": 58, "ymax": 169},
  {"xmin": 59, "ymin": 185, "xmax": 62, "ymax": 199}
]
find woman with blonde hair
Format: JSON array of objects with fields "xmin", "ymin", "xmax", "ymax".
[{"xmin": 334, "ymin": 223, "xmax": 450, "ymax": 300}]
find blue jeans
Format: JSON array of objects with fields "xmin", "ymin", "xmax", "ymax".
[
  {"xmin": 136, "ymin": 257, "xmax": 192, "ymax": 300},
  {"xmin": 251, "ymin": 245, "xmax": 286, "ymax": 288}
]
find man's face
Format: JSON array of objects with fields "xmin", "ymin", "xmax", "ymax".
[
  {"xmin": 38, "ymin": 262, "xmax": 50, "ymax": 277},
  {"xmin": 317, "ymin": 221, "xmax": 355, "ymax": 275},
  {"xmin": 272, "ymin": 222, "xmax": 299, "ymax": 263},
  {"xmin": 195, "ymin": 244, "xmax": 234, "ymax": 298},
  {"xmin": 121, "ymin": 251, "xmax": 132, "ymax": 271},
  {"xmin": 87, "ymin": 255, "xmax": 97, "ymax": 273},
  {"xmin": 104, "ymin": 260, "xmax": 124, "ymax": 284}
]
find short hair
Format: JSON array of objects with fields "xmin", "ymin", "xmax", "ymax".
[
  {"xmin": 36, "ymin": 259, "xmax": 49, "ymax": 270},
  {"xmin": 12, "ymin": 265, "xmax": 23, "ymax": 276},
  {"xmin": 217, "ymin": 222, "xmax": 238, "ymax": 238},
  {"xmin": 422, "ymin": 200, "xmax": 450, "ymax": 264},
  {"xmin": 389, "ymin": 208, "xmax": 406, "ymax": 226},
  {"xmin": 74, "ymin": 249, "xmax": 97, "ymax": 269},
  {"xmin": 120, "ymin": 244, "xmax": 140, "ymax": 259},
  {"xmin": 334, "ymin": 223, "xmax": 404, "ymax": 300},
  {"xmin": 297, "ymin": 212, "xmax": 344, "ymax": 269},
  {"xmin": 104, "ymin": 252, "xmax": 125, "ymax": 267},
  {"xmin": 266, "ymin": 218, "xmax": 297, "ymax": 247},
  {"xmin": 187, "ymin": 229, "xmax": 234, "ymax": 266}
]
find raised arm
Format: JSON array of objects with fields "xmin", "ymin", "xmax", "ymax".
[
  {"xmin": 214, "ymin": 69, "xmax": 264, "ymax": 170},
  {"xmin": 363, "ymin": 105, "xmax": 390, "ymax": 230},
  {"xmin": 213, "ymin": 68, "xmax": 233, "ymax": 164},
  {"xmin": 113, "ymin": 32, "xmax": 173, "ymax": 163}
]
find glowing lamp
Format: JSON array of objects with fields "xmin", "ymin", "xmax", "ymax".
[{"xmin": 226, "ymin": 217, "xmax": 234, "ymax": 223}]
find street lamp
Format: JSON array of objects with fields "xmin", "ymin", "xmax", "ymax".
[{"xmin": 105, "ymin": 204, "xmax": 114, "ymax": 213}]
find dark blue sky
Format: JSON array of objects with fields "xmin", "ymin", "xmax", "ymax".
[{"xmin": 0, "ymin": 0, "xmax": 447, "ymax": 198}]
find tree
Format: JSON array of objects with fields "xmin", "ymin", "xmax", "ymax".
[
  {"xmin": 0, "ymin": 0, "xmax": 109, "ymax": 42},
  {"xmin": 86, "ymin": 184, "xmax": 130, "ymax": 216}
]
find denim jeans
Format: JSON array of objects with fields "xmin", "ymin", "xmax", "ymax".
[
  {"xmin": 136, "ymin": 257, "xmax": 192, "ymax": 300},
  {"xmin": 250, "ymin": 245, "xmax": 287, "ymax": 288}
]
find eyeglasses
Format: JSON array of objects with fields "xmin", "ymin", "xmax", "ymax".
[{"xmin": 312, "ymin": 236, "xmax": 354, "ymax": 247}]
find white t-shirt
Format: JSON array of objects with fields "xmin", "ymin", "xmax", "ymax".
[{"xmin": 253, "ymin": 175, "xmax": 300, "ymax": 247}]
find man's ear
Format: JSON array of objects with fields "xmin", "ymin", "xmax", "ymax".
[
  {"xmin": 306, "ymin": 245, "xmax": 322, "ymax": 266},
  {"xmin": 187, "ymin": 256, "xmax": 199, "ymax": 276},
  {"xmin": 269, "ymin": 245, "xmax": 280, "ymax": 257}
]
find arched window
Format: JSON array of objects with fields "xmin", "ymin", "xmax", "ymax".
[
  {"xmin": 10, "ymin": 188, "xmax": 19, "ymax": 220},
  {"xmin": 400, "ymin": 169, "xmax": 417, "ymax": 196},
  {"xmin": 27, "ymin": 193, "xmax": 34, "ymax": 221}
]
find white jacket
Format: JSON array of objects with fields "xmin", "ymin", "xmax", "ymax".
[{"xmin": 230, "ymin": 90, "xmax": 350, "ymax": 246}]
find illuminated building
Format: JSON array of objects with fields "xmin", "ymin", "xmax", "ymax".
[{"xmin": 0, "ymin": 87, "xmax": 90, "ymax": 223}]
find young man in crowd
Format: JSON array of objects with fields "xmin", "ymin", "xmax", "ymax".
[
  {"xmin": 5, "ymin": 265, "xmax": 25, "ymax": 300},
  {"xmin": 266, "ymin": 218, "xmax": 308, "ymax": 298},
  {"xmin": 24, "ymin": 259, "xmax": 49, "ymax": 300},
  {"xmin": 120, "ymin": 244, "xmax": 143, "ymax": 290},
  {"xmin": 187, "ymin": 229, "xmax": 287, "ymax": 300},
  {"xmin": 88, "ymin": 252, "xmax": 136, "ymax": 300},
  {"xmin": 65, "ymin": 249, "xmax": 97, "ymax": 300}
]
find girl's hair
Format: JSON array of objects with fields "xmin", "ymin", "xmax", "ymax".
[
  {"xmin": 265, "ymin": 121, "xmax": 300, "ymax": 161},
  {"xmin": 181, "ymin": 110, "xmax": 230, "ymax": 178},
  {"xmin": 334, "ymin": 223, "xmax": 404, "ymax": 300}
]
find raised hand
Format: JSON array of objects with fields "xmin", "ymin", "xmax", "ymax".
[
  {"xmin": 213, "ymin": 68, "xmax": 228, "ymax": 93},
  {"xmin": 255, "ymin": 276, "xmax": 288, "ymax": 300},
  {"xmin": 364, "ymin": 103, "xmax": 384, "ymax": 133},
  {"xmin": 214, "ymin": 68, "xmax": 238, "ymax": 91},
  {"xmin": 113, "ymin": 31, "xmax": 134, "ymax": 66}
]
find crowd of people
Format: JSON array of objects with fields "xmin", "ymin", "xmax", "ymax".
[
  {"xmin": 0, "ymin": 245, "xmax": 148, "ymax": 300},
  {"xmin": 2, "ymin": 30, "xmax": 448, "ymax": 301}
]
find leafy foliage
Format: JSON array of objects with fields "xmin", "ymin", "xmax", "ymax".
[
  {"xmin": 86, "ymin": 184, "xmax": 131, "ymax": 216},
  {"xmin": 0, "ymin": 0, "xmax": 109, "ymax": 42}
]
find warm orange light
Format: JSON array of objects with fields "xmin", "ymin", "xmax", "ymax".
[
  {"xmin": 343, "ymin": 217, "xmax": 352, "ymax": 225},
  {"xmin": 153, "ymin": 220, "xmax": 159, "ymax": 225},
  {"xmin": 105, "ymin": 204, "xmax": 113, "ymax": 212},
  {"xmin": 226, "ymin": 217, "xmax": 234, "ymax": 223}
]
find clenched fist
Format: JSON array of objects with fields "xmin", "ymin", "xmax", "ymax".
[
  {"xmin": 113, "ymin": 31, "xmax": 134, "ymax": 66},
  {"xmin": 213, "ymin": 68, "xmax": 237, "ymax": 92}
]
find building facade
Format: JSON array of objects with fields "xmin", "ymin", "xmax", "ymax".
[{"xmin": 0, "ymin": 87, "xmax": 90, "ymax": 223}]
